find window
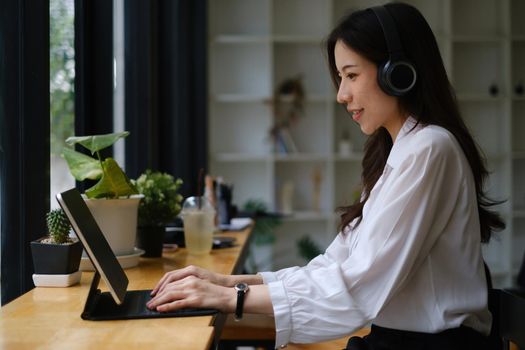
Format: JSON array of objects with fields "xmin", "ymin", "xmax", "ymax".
[
  {"xmin": 50, "ymin": 0, "xmax": 75, "ymax": 208},
  {"xmin": 114, "ymin": 0, "xmax": 125, "ymax": 168}
]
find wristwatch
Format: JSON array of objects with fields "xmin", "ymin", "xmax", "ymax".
[{"xmin": 234, "ymin": 282, "xmax": 249, "ymax": 321}]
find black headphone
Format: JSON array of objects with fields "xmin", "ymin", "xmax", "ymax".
[{"xmin": 369, "ymin": 6, "xmax": 417, "ymax": 96}]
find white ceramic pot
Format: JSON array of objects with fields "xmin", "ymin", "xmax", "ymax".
[{"xmin": 83, "ymin": 195, "xmax": 144, "ymax": 256}]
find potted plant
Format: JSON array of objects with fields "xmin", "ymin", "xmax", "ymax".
[
  {"xmin": 297, "ymin": 235, "xmax": 322, "ymax": 262},
  {"xmin": 132, "ymin": 170, "xmax": 184, "ymax": 257},
  {"xmin": 62, "ymin": 131, "xmax": 143, "ymax": 258},
  {"xmin": 31, "ymin": 208, "xmax": 83, "ymax": 287},
  {"xmin": 242, "ymin": 199, "xmax": 282, "ymax": 272}
]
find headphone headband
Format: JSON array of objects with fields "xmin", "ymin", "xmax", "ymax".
[{"xmin": 369, "ymin": 6, "xmax": 405, "ymax": 60}]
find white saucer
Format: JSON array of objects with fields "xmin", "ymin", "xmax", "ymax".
[
  {"xmin": 33, "ymin": 271, "xmax": 82, "ymax": 287},
  {"xmin": 80, "ymin": 248, "xmax": 145, "ymax": 271}
]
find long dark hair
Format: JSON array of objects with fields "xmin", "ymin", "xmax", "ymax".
[{"xmin": 326, "ymin": 3, "xmax": 505, "ymax": 243}]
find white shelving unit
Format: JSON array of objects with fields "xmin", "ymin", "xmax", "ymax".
[{"xmin": 208, "ymin": 0, "xmax": 524, "ymax": 287}]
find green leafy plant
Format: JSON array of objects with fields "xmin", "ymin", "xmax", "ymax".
[
  {"xmin": 45, "ymin": 208, "xmax": 72, "ymax": 244},
  {"xmin": 297, "ymin": 235, "xmax": 322, "ymax": 262},
  {"xmin": 132, "ymin": 170, "xmax": 184, "ymax": 227},
  {"xmin": 62, "ymin": 131, "xmax": 138, "ymax": 199},
  {"xmin": 243, "ymin": 199, "xmax": 282, "ymax": 246}
]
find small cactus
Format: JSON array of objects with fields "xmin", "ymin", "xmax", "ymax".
[{"xmin": 46, "ymin": 209, "xmax": 72, "ymax": 244}]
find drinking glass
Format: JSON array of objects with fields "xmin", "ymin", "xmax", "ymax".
[{"xmin": 181, "ymin": 196, "xmax": 215, "ymax": 255}]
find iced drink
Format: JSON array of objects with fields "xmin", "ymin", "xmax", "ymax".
[{"xmin": 181, "ymin": 196, "xmax": 215, "ymax": 255}]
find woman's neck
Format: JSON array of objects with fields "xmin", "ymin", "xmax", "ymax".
[{"xmin": 385, "ymin": 114, "xmax": 409, "ymax": 142}]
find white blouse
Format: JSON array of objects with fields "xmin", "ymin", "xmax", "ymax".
[{"xmin": 259, "ymin": 117, "xmax": 491, "ymax": 349}]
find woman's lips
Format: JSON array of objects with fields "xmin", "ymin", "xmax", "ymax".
[{"xmin": 350, "ymin": 109, "xmax": 363, "ymax": 122}]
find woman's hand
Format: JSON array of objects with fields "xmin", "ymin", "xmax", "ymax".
[
  {"xmin": 146, "ymin": 275, "xmax": 236, "ymax": 313},
  {"xmin": 150, "ymin": 265, "xmax": 231, "ymax": 297},
  {"xmin": 148, "ymin": 266, "xmax": 268, "ymax": 314}
]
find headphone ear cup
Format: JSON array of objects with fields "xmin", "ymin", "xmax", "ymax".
[
  {"xmin": 378, "ymin": 60, "xmax": 417, "ymax": 96},
  {"xmin": 370, "ymin": 6, "xmax": 417, "ymax": 96},
  {"xmin": 377, "ymin": 61, "xmax": 393, "ymax": 95}
]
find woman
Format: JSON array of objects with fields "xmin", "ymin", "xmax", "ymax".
[{"xmin": 147, "ymin": 3, "xmax": 504, "ymax": 349}]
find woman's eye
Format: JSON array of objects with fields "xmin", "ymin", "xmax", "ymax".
[{"xmin": 337, "ymin": 72, "xmax": 357, "ymax": 81}]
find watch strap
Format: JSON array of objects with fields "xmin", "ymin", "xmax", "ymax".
[
  {"xmin": 234, "ymin": 283, "xmax": 249, "ymax": 321},
  {"xmin": 235, "ymin": 289, "xmax": 245, "ymax": 320}
]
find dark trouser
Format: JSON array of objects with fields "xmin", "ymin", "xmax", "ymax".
[{"xmin": 346, "ymin": 324, "xmax": 501, "ymax": 350}]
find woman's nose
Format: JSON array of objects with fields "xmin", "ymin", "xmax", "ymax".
[{"xmin": 337, "ymin": 83, "xmax": 351, "ymax": 104}]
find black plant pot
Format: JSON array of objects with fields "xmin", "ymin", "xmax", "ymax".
[
  {"xmin": 30, "ymin": 238, "xmax": 83, "ymax": 274},
  {"xmin": 137, "ymin": 226, "xmax": 165, "ymax": 257}
]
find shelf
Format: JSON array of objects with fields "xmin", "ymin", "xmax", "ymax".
[
  {"xmin": 212, "ymin": 35, "xmax": 270, "ymax": 44},
  {"xmin": 512, "ymin": 96, "xmax": 525, "ymax": 101},
  {"xmin": 273, "ymin": 35, "xmax": 325, "ymax": 44},
  {"xmin": 451, "ymin": 0, "xmax": 504, "ymax": 39},
  {"xmin": 485, "ymin": 153, "xmax": 507, "ymax": 162},
  {"xmin": 512, "ymin": 35, "xmax": 525, "ymax": 42},
  {"xmin": 277, "ymin": 93, "xmax": 332, "ymax": 103},
  {"xmin": 512, "ymin": 265, "xmax": 522, "ymax": 276},
  {"xmin": 209, "ymin": 0, "xmax": 270, "ymax": 37},
  {"xmin": 274, "ymin": 153, "xmax": 329, "ymax": 162},
  {"xmin": 214, "ymin": 153, "xmax": 335, "ymax": 163},
  {"xmin": 280, "ymin": 211, "xmax": 332, "ymax": 222},
  {"xmin": 456, "ymin": 93, "xmax": 506, "ymax": 101},
  {"xmin": 513, "ymin": 210, "xmax": 525, "ymax": 218},
  {"xmin": 513, "ymin": 152, "xmax": 525, "ymax": 160},
  {"xmin": 214, "ymin": 153, "xmax": 271, "ymax": 162},
  {"xmin": 333, "ymin": 153, "xmax": 364, "ymax": 162},
  {"xmin": 274, "ymin": 43, "xmax": 331, "ymax": 97},
  {"xmin": 210, "ymin": 43, "xmax": 271, "ymax": 96},
  {"xmin": 272, "ymin": 0, "xmax": 330, "ymax": 38},
  {"xmin": 213, "ymin": 152, "xmax": 364, "ymax": 162},
  {"xmin": 490, "ymin": 266, "xmax": 511, "ymax": 277},
  {"xmin": 453, "ymin": 42, "xmax": 504, "ymax": 97},
  {"xmin": 308, "ymin": 94, "xmax": 333, "ymax": 102},
  {"xmin": 212, "ymin": 94, "xmax": 270, "ymax": 103},
  {"xmin": 511, "ymin": 0, "xmax": 525, "ymax": 37},
  {"xmin": 452, "ymin": 35, "xmax": 503, "ymax": 43}
]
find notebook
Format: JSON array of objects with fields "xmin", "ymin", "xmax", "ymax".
[{"xmin": 56, "ymin": 188, "xmax": 218, "ymax": 321}]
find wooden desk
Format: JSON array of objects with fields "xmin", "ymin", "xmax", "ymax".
[{"xmin": 0, "ymin": 227, "xmax": 252, "ymax": 350}]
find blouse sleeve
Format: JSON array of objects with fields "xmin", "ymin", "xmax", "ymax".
[
  {"xmin": 265, "ymin": 133, "xmax": 464, "ymax": 348},
  {"xmin": 259, "ymin": 232, "xmax": 352, "ymax": 284}
]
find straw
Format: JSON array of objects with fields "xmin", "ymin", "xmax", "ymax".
[{"xmin": 197, "ymin": 168, "xmax": 204, "ymax": 209}]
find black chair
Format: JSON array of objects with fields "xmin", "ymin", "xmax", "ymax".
[
  {"xmin": 497, "ymin": 288, "xmax": 525, "ymax": 350},
  {"xmin": 489, "ymin": 287, "xmax": 525, "ymax": 350},
  {"xmin": 486, "ymin": 262, "xmax": 525, "ymax": 350},
  {"xmin": 517, "ymin": 251, "xmax": 525, "ymax": 289},
  {"xmin": 496, "ymin": 250, "xmax": 525, "ymax": 350}
]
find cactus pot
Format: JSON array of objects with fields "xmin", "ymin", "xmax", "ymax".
[{"xmin": 31, "ymin": 238, "xmax": 83, "ymax": 274}]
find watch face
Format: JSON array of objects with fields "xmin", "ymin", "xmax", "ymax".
[{"xmin": 235, "ymin": 283, "xmax": 249, "ymax": 292}]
